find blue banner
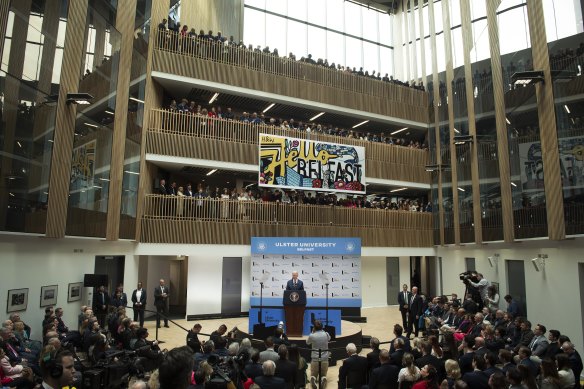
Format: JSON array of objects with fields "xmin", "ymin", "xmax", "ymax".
[
  {"xmin": 248, "ymin": 308, "xmax": 342, "ymax": 336},
  {"xmin": 251, "ymin": 237, "xmax": 361, "ymax": 255}
]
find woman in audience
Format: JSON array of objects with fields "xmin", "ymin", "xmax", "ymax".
[
  {"xmin": 287, "ymin": 344, "xmax": 307, "ymax": 389},
  {"xmin": 413, "ymin": 364, "xmax": 439, "ymax": 389},
  {"xmin": 0, "ymin": 344, "xmax": 35, "ymax": 389},
  {"xmin": 441, "ymin": 359, "xmax": 461, "ymax": 389},
  {"xmin": 538, "ymin": 358, "xmax": 562, "ymax": 389},
  {"xmin": 410, "ymin": 338, "xmax": 423, "ymax": 360},
  {"xmin": 518, "ymin": 364, "xmax": 538, "ymax": 389},
  {"xmin": 556, "ymin": 353, "xmax": 575, "ymax": 389},
  {"xmin": 487, "ymin": 372, "xmax": 507, "ymax": 389},
  {"xmin": 398, "ymin": 353, "xmax": 421, "ymax": 388},
  {"xmin": 428, "ymin": 335, "xmax": 443, "ymax": 358},
  {"xmin": 485, "ymin": 285, "xmax": 499, "ymax": 312},
  {"xmin": 12, "ymin": 321, "xmax": 41, "ymax": 353}
]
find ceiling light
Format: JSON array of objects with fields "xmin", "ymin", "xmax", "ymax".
[
  {"xmin": 453, "ymin": 135, "xmax": 473, "ymax": 145},
  {"xmin": 390, "ymin": 187, "xmax": 407, "ymax": 193},
  {"xmin": 66, "ymin": 93, "xmax": 93, "ymax": 105},
  {"xmin": 511, "ymin": 182, "xmax": 517, "ymax": 187},
  {"xmin": 206, "ymin": 169, "xmax": 217, "ymax": 176},
  {"xmin": 99, "ymin": 178, "xmax": 110, "ymax": 181},
  {"xmin": 105, "ymin": 110, "xmax": 115, "ymax": 115},
  {"xmin": 124, "ymin": 170, "xmax": 139, "ymax": 175},
  {"xmin": 309, "ymin": 112, "xmax": 325, "ymax": 121},
  {"xmin": 92, "ymin": 185, "xmax": 102, "ymax": 189},
  {"xmin": 208, "ymin": 93, "xmax": 219, "ymax": 104},
  {"xmin": 85, "ymin": 122, "xmax": 99, "ymax": 128},
  {"xmin": 457, "ymin": 187, "xmax": 465, "ymax": 192},
  {"xmin": 391, "ymin": 127, "xmax": 408, "ymax": 135},
  {"xmin": 9, "ymin": 193, "xmax": 14, "ymax": 197},
  {"xmin": 352, "ymin": 120, "xmax": 369, "ymax": 129},
  {"xmin": 506, "ymin": 117, "xmax": 511, "ymax": 125},
  {"xmin": 511, "ymin": 70, "xmax": 545, "ymax": 86},
  {"xmin": 262, "ymin": 103, "xmax": 275, "ymax": 113},
  {"xmin": 453, "ymin": 128, "xmax": 460, "ymax": 134},
  {"xmin": 564, "ymin": 105, "xmax": 571, "ymax": 114},
  {"xmin": 16, "ymin": 141, "xmax": 22, "ymax": 148},
  {"xmin": 129, "ymin": 97, "xmax": 145, "ymax": 104},
  {"xmin": 48, "ymin": 139, "xmax": 54, "ymax": 143}
]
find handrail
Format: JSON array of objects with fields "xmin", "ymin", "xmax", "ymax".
[
  {"xmin": 148, "ymin": 108, "xmax": 429, "ymax": 167},
  {"xmin": 152, "ymin": 29, "xmax": 427, "ymax": 104},
  {"xmin": 142, "ymin": 195, "xmax": 432, "ymax": 230}
]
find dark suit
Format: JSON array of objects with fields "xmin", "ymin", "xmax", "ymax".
[
  {"xmin": 461, "ymin": 370, "xmax": 489, "ymax": 389},
  {"xmin": 244, "ymin": 362, "xmax": 263, "ymax": 380},
  {"xmin": 406, "ymin": 294, "xmax": 423, "ymax": 338},
  {"xmin": 158, "ymin": 185, "xmax": 168, "ymax": 195},
  {"xmin": 397, "ymin": 290, "xmax": 412, "ymax": 329},
  {"xmin": 286, "ymin": 279, "xmax": 304, "ymax": 291},
  {"xmin": 131, "ymin": 288, "xmax": 147, "ymax": 327},
  {"xmin": 458, "ymin": 351, "xmax": 475, "ymax": 376},
  {"xmin": 369, "ymin": 363, "xmax": 400, "ymax": 389},
  {"xmin": 390, "ymin": 349, "xmax": 405, "ymax": 367},
  {"xmin": 275, "ymin": 359, "xmax": 297, "ymax": 389},
  {"xmin": 367, "ymin": 349, "xmax": 381, "ymax": 373},
  {"xmin": 415, "ymin": 354, "xmax": 445, "ymax": 381},
  {"xmin": 254, "ymin": 375, "xmax": 285, "ymax": 389},
  {"xmin": 154, "ymin": 285, "xmax": 169, "ymax": 327},
  {"xmin": 92, "ymin": 290, "xmax": 110, "ymax": 327},
  {"xmin": 338, "ymin": 354, "xmax": 368, "ymax": 389}
]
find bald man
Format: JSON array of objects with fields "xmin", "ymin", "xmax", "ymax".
[
  {"xmin": 154, "ymin": 279, "xmax": 170, "ymax": 328},
  {"xmin": 286, "ymin": 271, "xmax": 304, "ymax": 291}
]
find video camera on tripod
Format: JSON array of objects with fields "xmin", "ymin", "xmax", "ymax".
[{"xmin": 459, "ymin": 270, "xmax": 478, "ymax": 284}]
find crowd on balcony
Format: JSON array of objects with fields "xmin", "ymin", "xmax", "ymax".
[
  {"xmin": 157, "ymin": 179, "xmax": 431, "ymax": 213},
  {"xmin": 157, "ymin": 18, "xmax": 426, "ymax": 91},
  {"xmin": 165, "ymin": 99, "xmax": 428, "ymax": 149}
]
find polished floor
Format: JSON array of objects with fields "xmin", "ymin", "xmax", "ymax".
[{"xmin": 143, "ymin": 305, "xmax": 402, "ymax": 387}]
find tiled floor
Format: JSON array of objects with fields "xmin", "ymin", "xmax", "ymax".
[{"xmin": 144, "ymin": 305, "xmax": 402, "ymax": 387}]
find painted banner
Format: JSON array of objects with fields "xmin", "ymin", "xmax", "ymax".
[
  {"xmin": 70, "ymin": 140, "xmax": 96, "ymax": 190},
  {"xmin": 519, "ymin": 136, "xmax": 584, "ymax": 196},
  {"xmin": 258, "ymin": 133, "xmax": 366, "ymax": 194}
]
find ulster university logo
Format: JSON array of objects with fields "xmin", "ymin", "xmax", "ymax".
[
  {"xmin": 289, "ymin": 292, "xmax": 300, "ymax": 303},
  {"xmin": 257, "ymin": 241, "xmax": 267, "ymax": 252}
]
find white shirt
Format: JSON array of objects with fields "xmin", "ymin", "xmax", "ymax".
[{"xmin": 136, "ymin": 289, "xmax": 142, "ymax": 302}]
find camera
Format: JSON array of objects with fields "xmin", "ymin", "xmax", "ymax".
[{"xmin": 459, "ymin": 270, "xmax": 478, "ymax": 283}]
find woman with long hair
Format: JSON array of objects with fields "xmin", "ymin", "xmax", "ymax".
[
  {"xmin": 287, "ymin": 344, "xmax": 308, "ymax": 388},
  {"xmin": 398, "ymin": 353, "xmax": 421, "ymax": 388},
  {"xmin": 413, "ymin": 365, "xmax": 439, "ymax": 389},
  {"xmin": 556, "ymin": 353, "xmax": 576, "ymax": 388},
  {"xmin": 538, "ymin": 358, "xmax": 562, "ymax": 389},
  {"xmin": 485, "ymin": 285, "xmax": 499, "ymax": 312},
  {"xmin": 518, "ymin": 364, "xmax": 538, "ymax": 389},
  {"xmin": 441, "ymin": 359, "xmax": 462, "ymax": 389},
  {"xmin": 441, "ymin": 332, "xmax": 459, "ymax": 360},
  {"xmin": 428, "ymin": 335, "xmax": 443, "ymax": 358}
]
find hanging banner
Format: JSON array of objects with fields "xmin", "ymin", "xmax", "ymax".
[{"xmin": 258, "ymin": 133, "xmax": 366, "ymax": 194}]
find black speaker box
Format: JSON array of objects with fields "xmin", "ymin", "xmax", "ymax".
[
  {"xmin": 83, "ymin": 274, "xmax": 108, "ymax": 288},
  {"xmin": 82, "ymin": 369, "xmax": 104, "ymax": 389}
]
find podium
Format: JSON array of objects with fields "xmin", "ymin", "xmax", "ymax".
[{"xmin": 283, "ymin": 290, "xmax": 306, "ymax": 337}]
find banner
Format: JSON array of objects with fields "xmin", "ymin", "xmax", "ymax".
[
  {"xmin": 70, "ymin": 140, "xmax": 96, "ymax": 190},
  {"xmin": 258, "ymin": 133, "xmax": 366, "ymax": 194}
]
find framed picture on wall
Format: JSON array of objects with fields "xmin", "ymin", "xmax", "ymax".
[
  {"xmin": 68, "ymin": 282, "xmax": 83, "ymax": 302},
  {"xmin": 7, "ymin": 288, "xmax": 28, "ymax": 313},
  {"xmin": 40, "ymin": 285, "xmax": 58, "ymax": 307}
]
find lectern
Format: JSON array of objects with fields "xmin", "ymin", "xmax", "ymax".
[{"xmin": 283, "ymin": 290, "xmax": 306, "ymax": 337}]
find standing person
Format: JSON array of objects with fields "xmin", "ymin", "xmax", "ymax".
[
  {"xmin": 306, "ymin": 320, "xmax": 330, "ymax": 389},
  {"xmin": 407, "ymin": 286, "xmax": 424, "ymax": 339},
  {"xmin": 286, "ymin": 271, "xmax": 304, "ymax": 291},
  {"xmin": 154, "ymin": 279, "xmax": 170, "ymax": 328},
  {"xmin": 92, "ymin": 285, "xmax": 109, "ymax": 328},
  {"xmin": 111, "ymin": 285, "xmax": 128, "ymax": 309},
  {"xmin": 131, "ymin": 282, "xmax": 147, "ymax": 327},
  {"xmin": 398, "ymin": 284, "xmax": 411, "ymax": 330}
]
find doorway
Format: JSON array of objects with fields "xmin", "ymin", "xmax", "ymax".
[
  {"xmin": 386, "ymin": 257, "xmax": 400, "ymax": 305},
  {"xmin": 94, "ymin": 255, "xmax": 125, "ymax": 293},
  {"xmin": 506, "ymin": 260, "xmax": 527, "ymax": 317}
]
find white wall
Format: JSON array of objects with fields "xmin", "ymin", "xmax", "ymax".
[
  {"xmin": 436, "ymin": 238, "xmax": 584, "ymax": 352},
  {"xmin": 0, "ymin": 234, "xmax": 138, "ymax": 341},
  {"xmin": 145, "ymin": 256, "xmax": 172, "ymax": 315},
  {"xmin": 361, "ymin": 256, "xmax": 387, "ymax": 307}
]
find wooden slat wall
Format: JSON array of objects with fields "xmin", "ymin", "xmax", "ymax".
[
  {"xmin": 460, "ymin": 0, "xmax": 483, "ymax": 244},
  {"xmin": 180, "ymin": 0, "xmax": 244, "ymax": 42},
  {"xmin": 151, "ymin": 32, "xmax": 429, "ymax": 124},
  {"xmin": 105, "ymin": 0, "xmax": 137, "ymax": 240},
  {"xmin": 140, "ymin": 195, "xmax": 433, "ymax": 247},
  {"xmin": 145, "ymin": 109, "xmax": 431, "ymax": 184},
  {"xmin": 526, "ymin": 0, "xmax": 565, "ymax": 240},
  {"xmin": 46, "ymin": 0, "xmax": 89, "ymax": 238}
]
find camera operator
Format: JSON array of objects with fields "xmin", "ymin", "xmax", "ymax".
[
  {"xmin": 464, "ymin": 271, "xmax": 490, "ymax": 309},
  {"xmin": 132, "ymin": 328, "xmax": 163, "ymax": 372}
]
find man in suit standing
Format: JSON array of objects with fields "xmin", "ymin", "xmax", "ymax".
[
  {"xmin": 397, "ymin": 284, "xmax": 411, "ymax": 330},
  {"xmin": 132, "ymin": 282, "xmax": 147, "ymax": 327},
  {"xmin": 338, "ymin": 343, "xmax": 368, "ymax": 389},
  {"xmin": 158, "ymin": 179, "xmax": 168, "ymax": 195},
  {"xmin": 286, "ymin": 271, "xmax": 304, "ymax": 291},
  {"xmin": 406, "ymin": 286, "xmax": 423, "ymax": 338},
  {"xmin": 92, "ymin": 285, "xmax": 109, "ymax": 328},
  {"xmin": 154, "ymin": 279, "xmax": 170, "ymax": 328}
]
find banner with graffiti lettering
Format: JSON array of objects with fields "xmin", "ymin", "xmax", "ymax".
[
  {"xmin": 519, "ymin": 136, "xmax": 584, "ymax": 193},
  {"xmin": 258, "ymin": 133, "xmax": 366, "ymax": 194},
  {"xmin": 70, "ymin": 140, "xmax": 96, "ymax": 190}
]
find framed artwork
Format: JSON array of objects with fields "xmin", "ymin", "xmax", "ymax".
[
  {"xmin": 7, "ymin": 288, "xmax": 28, "ymax": 313},
  {"xmin": 40, "ymin": 285, "xmax": 58, "ymax": 307},
  {"xmin": 68, "ymin": 282, "xmax": 83, "ymax": 302}
]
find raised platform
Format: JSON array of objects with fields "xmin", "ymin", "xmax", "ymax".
[{"xmin": 234, "ymin": 319, "xmax": 363, "ymax": 364}]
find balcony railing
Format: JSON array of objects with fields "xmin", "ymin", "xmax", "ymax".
[
  {"xmin": 140, "ymin": 195, "xmax": 433, "ymax": 246},
  {"xmin": 153, "ymin": 30, "xmax": 427, "ymax": 106},
  {"xmin": 147, "ymin": 108, "xmax": 431, "ymax": 183}
]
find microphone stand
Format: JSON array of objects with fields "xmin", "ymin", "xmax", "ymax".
[
  {"xmin": 325, "ymin": 282, "xmax": 329, "ymax": 327},
  {"xmin": 259, "ymin": 282, "xmax": 264, "ymax": 324}
]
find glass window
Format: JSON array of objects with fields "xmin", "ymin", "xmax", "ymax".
[
  {"xmin": 27, "ymin": 15, "xmax": 44, "ymax": 43},
  {"xmin": 436, "ymin": 33, "xmax": 445, "ymax": 73},
  {"xmin": 287, "ymin": 0, "xmax": 306, "ymax": 20},
  {"xmin": 308, "ymin": 0, "xmax": 326, "ymax": 25},
  {"xmin": 326, "ymin": 31, "xmax": 345, "ymax": 67},
  {"xmin": 22, "ymin": 43, "xmax": 42, "ymax": 81},
  {"xmin": 363, "ymin": 8, "xmax": 379, "ymax": 42},
  {"xmin": 326, "ymin": 0, "xmax": 344, "ymax": 32},
  {"xmin": 345, "ymin": 36, "xmax": 363, "ymax": 70},
  {"xmin": 422, "ymin": 5, "xmax": 429, "ymax": 38},
  {"xmin": 265, "ymin": 0, "xmax": 287, "ymax": 14},
  {"xmin": 243, "ymin": 7, "xmax": 266, "ymax": 48},
  {"xmin": 380, "ymin": 46, "xmax": 393, "ymax": 77},
  {"xmin": 379, "ymin": 13, "xmax": 392, "ymax": 45},
  {"xmin": 451, "ymin": 26, "xmax": 463, "ymax": 69},
  {"xmin": 287, "ymin": 20, "xmax": 307, "ymax": 58},
  {"xmin": 471, "ymin": 19, "xmax": 490, "ymax": 63},
  {"xmin": 434, "ymin": 1, "xmax": 443, "ymax": 33},
  {"xmin": 543, "ymin": 0, "xmax": 583, "ymax": 42},
  {"xmin": 424, "ymin": 37, "xmax": 432, "ymax": 77},
  {"xmin": 265, "ymin": 14, "xmax": 286, "ymax": 54},
  {"xmin": 307, "ymin": 25, "xmax": 326, "ymax": 62},
  {"xmin": 363, "ymin": 41, "xmax": 379, "ymax": 75},
  {"xmin": 497, "ymin": 5, "xmax": 530, "ymax": 56},
  {"xmin": 344, "ymin": 1, "xmax": 362, "ymax": 36},
  {"xmin": 245, "ymin": 0, "xmax": 265, "ymax": 8},
  {"xmin": 450, "ymin": 0, "xmax": 461, "ymax": 27}
]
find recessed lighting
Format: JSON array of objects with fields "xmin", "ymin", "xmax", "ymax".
[
  {"xmin": 511, "ymin": 182, "xmax": 517, "ymax": 187},
  {"xmin": 390, "ymin": 187, "xmax": 407, "ymax": 193},
  {"xmin": 391, "ymin": 127, "xmax": 408, "ymax": 135},
  {"xmin": 48, "ymin": 139, "xmax": 54, "ymax": 143},
  {"xmin": 208, "ymin": 93, "xmax": 219, "ymax": 104},
  {"xmin": 92, "ymin": 185, "xmax": 102, "ymax": 189},
  {"xmin": 352, "ymin": 120, "xmax": 369, "ymax": 129},
  {"xmin": 309, "ymin": 112, "xmax": 325, "ymax": 121},
  {"xmin": 85, "ymin": 122, "xmax": 98, "ymax": 128},
  {"xmin": 99, "ymin": 178, "xmax": 110, "ymax": 181},
  {"xmin": 9, "ymin": 193, "xmax": 14, "ymax": 197},
  {"xmin": 105, "ymin": 110, "xmax": 115, "ymax": 115},
  {"xmin": 262, "ymin": 103, "xmax": 275, "ymax": 113},
  {"xmin": 206, "ymin": 169, "xmax": 217, "ymax": 176},
  {"xmin": 506, "ymin": 117, "xmax": 511, "ymax": 125},
  {"xmin": 124, "ymin": 170, "xmax": 139, "ymax": 175},
  {"xmin": 457, "ymin": 187, "xmax": 465, "ymax": 192},
  {"xmin": 564, "ymin": 105, "xmax": 571, "ymax": 114},
  {"xmin": 130, "ymin": 97, "xmax": 144, "ymax": 104},
  {"xmin": 453, "ymin": 128, "xmax": 460, "ymax": 134},
  {"xmin": 16, "ymin": 141, "xmax": 22, "ymax": 148}
]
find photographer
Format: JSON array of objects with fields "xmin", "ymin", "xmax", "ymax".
[{"xmin": 463, "ymin": 272, "xmax": 490, "ymax": 309}]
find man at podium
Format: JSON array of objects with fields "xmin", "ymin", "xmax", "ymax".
[{"xmin": 286, "ymin": 271, "xmax": 304, "ymax": 291}]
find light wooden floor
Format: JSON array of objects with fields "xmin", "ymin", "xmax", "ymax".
[{"xmin": 144, "ymin": 305, "xmax": 402, "ymax": 387}]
